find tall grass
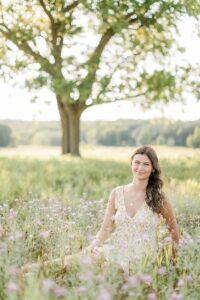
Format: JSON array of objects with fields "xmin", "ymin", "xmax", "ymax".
[{"xmin": 0, "ymin": 147, "xmax": 200, "ymax": 299}]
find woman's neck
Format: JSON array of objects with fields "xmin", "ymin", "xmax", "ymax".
[{"xmin": 130, "ymin": 178, "xmax": 148, "ymax": 192}]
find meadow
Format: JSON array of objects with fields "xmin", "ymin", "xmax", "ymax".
[{"xmin": 0, "ymin": 145, "xmax": 200, "ymax": 300}]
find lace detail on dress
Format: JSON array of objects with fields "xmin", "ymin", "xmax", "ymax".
[{"xmin": 98, "ymin": 186, "xmax": 168, "ymax": 271}]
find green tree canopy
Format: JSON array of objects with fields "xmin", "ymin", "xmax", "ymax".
[
  {"xmin": 0, "ymin": 0, "xmax": 200, "ymax": 155},
  {"xmin": 187, "ymin": 127, "xmax": 200, "ymax": 148}
]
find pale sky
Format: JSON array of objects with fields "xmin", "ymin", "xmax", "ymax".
[{"xmin": 0, "ymin": 17, "xmax": 200, "ymax": 122}]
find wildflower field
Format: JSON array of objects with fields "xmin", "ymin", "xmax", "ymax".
[{"xmin": 0, "ymin": 146, "xmax": 200, "ymax": 300}]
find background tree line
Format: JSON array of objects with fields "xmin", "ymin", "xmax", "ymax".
[
  {"xmin": 1, "ymin": 118, "xmax": 200, "ymax": 148},
  {"xmin": 1, "ymin": 0, "xmax": 200, "ymax": 155}
]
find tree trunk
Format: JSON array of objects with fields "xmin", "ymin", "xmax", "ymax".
[
  {"xmin": 68, "ymin": 109, "xmax": 81, "ymax": 156},
  {"xmin": 57, "ymin": 98, "xmax": 70, "ymax": 154},
  {"xmin": 56, "ymin": 96, "xmax": 84, "ymax": 156}
]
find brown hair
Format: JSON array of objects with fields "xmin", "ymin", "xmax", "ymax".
[{"xmin": 131, "ymin": 146, "xmax": 164, "ymax": 213}]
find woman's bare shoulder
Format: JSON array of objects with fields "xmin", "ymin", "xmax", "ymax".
[{"xmin": 107, "ymin": 186, "xmax": 121, "ymax": 210}]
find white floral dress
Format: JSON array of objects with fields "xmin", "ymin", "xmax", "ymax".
[{"xmin": 98, "ymin": 186, "xmax": 168, "ymax": 271}]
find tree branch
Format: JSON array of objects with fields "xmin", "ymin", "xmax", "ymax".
[
  {"xmin": 87, "ymin": 91, "xmax": 148, "ymax": 108},
  {"xmin": 38, "ymin": 0, "xmax": 55, "ymax": 25},
  {"xmin": 0, "ymin": 25, "xmax": 54, "ymax": 76},
  {"xmin": 63, "ymin": 1, "xmax": 79, "ymax": 13},
  {"xmin": 78, "ymin": 27, "xmax": 115, "ymax": 102}
]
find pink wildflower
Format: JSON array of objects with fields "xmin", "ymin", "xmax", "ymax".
[
  {"xmin": 9, "ymin": 266, "xmax": 19, "ymax": 277},
  {"xmin": 40, "ymin": 230, "xmax": 50, "ymax": 238},
  {"xmin": 127, "ymin": 276, "xmax": 140, "ymax": 287},
  {"xmin": 185, "ymin": 275, "xmax": 193, "ymax": 283},
  {"xmin": 170, "ymin": 292, "xmax": 183, "ymax": 300},
  {"xmin": 78, "ymin": 286, "xmax": 87, "ymax": 293},
  {"xmin": 157, "ymin": 267, "xmax": 167, "ymax": 275},
  {"xmin": 148, "ymin": 292, "xmax": 157, "ymax": 300},
  {"xmin": 122, "ymin": 284, "xmax": 129, "ymax": 290},
  {"xmin": 42, "ymin": 279, "xmax": 67, "ymax": 298},
  {"xmin": 88, "ymin": 235, "xmax": 95, "ymax": 242},
  {"xmin": 8, "ymin": 210, "xmax": 18, "ymax": 219},
  {"xmin": 79, "ymin": 255, "xmax": 92, "ymax": 266},
  {"xmin": 42, "ymin": 278, "xmax": 56, "ymax": 292},
  {"xmin": 139, "ymin": 274, "xmax": 153, "ymax": 285},
  {"xmin": 54, "ymin": 286, "xmax": 67, "ymax": 298},
  {"xmin": 8, "ymin": 235, "xmax": 14, "ymax": 241},
  {"xmin": 6, "ymin": 281, "xmax": 19, "ymax": 294},
  {"xmin": 98, "ymin": 286, "xmax": 112, "ymax": 300},
  {"xmin": 35, "ymin": 219, "xmax": 42, "ymax": 226},
  {"xmin": 79, "ymin": 271, "xmax": 94, "ymax": 281}
]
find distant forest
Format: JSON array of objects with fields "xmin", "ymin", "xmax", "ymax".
[{"xmin": 1, "ymin": 118, "xmax": 200, "ymax": 148}]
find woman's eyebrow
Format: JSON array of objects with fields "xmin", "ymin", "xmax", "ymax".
[
  {"xmin": 134, "ymin": 159, "xmax": 150, "ymax": 164},
  {"xmin": 134, "ymin": 159, "xmax": 150, "ymax": 165}
]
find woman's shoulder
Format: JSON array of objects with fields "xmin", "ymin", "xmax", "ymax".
[
  {"xmin": 112, "ymin": 185, "xmax": 123, "ymax": 193},
  {"xmin": 108, "ymin": 186, "xmax": 123, "ymax": 209},
  {"xmin": 109, "ymin": 186, "xmax": 123, "ymax": 198}
]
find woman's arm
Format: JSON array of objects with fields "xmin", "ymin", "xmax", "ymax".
[
  {"xmin": 89, "ymin": 188, "xmax": 116, "ymax": 252},
  {"xmin": 160, "ymin": 197, "xmax": 180, "ymax": 262}
]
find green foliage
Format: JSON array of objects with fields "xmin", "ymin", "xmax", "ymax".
[
  {"xmin": 2, "ymin": 119, "xmax": 200, "ymax": 148},
  {"xmin": 186, "ymin": 127, "xmax": 200, "ymax": 148},
  {"xmin": 0, "ymin": 0, "xmax": 199, "ymax": 104},
  {"xmin": 1, "ymin": 0, "xmax": 200, "ymax": 155},
  {"xmin": 0, "ymin": 124, "xmax": 12, "ymax": 147}
]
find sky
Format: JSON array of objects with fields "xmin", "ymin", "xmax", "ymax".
[{"xmin": 0, "ymin": 17, "xmax": 200, "ymax": 122}]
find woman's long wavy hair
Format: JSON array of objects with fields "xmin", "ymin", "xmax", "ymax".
[{"xmin": 131, "ymin": 146, "xmax": 165, "ymax": 213}]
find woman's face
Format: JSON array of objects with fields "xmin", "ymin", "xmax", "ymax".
[{"xmin": 131, "ymin": 154, "xmax": 154, "ymax": 180}]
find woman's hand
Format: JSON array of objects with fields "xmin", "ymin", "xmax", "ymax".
[{"xmin": 87, "ymin": 238, "xmax": 101, "ymax": 256}]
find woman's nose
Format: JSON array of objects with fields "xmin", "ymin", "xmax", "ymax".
[{"xmin": 138, "ymin": 164, "xmax": 144, "ymax": 171}]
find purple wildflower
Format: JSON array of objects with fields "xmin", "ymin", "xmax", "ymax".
[
  {"xmin": 35, "ymin": 219, "xmax": 42, "ymax": 226},
  {"xmin": 126, "ymin": 276, "xmax": 140, "ymax": 287},
  {"xmin": 40, "ymin": 230, "xmax": 50, "ymax": 238},
  {"xmin": 157, "ymin": 267, "xmax": 167, "ymax": 275},
  {"xmin": 185, "ymin": 275, "xmax": 193, "ymax": 283},
  {"xmin": 98, "ymin": 286, "xmax": 112, "ymax": 300},
  {"xmin": 139, "ymin": 274, "xmax": 153, "ymax": 285},
  {"xmin": 78, "ymin": 286, "xmax": 87, "ymax": 293},
  {"xmin": 54, "ymin": 286, "xmax": 67, "ymax": 298},
  {"xmin": 170, "ymin": 292, "xmax": 183, "ymax": 300},
  {"xmin": 148, "ymin": 292, "xmax": 157, "ymax": 300},
  {"xmin": 9, "ymin": 266, "xmax": 19, "ymax": 277},
  {"xmin": 79, "ymin": 255, "xmax": 92, "ymax": 266},
  {"xmin": 42, "ymin": 278, "xmax": 57, "ymax": 292}
]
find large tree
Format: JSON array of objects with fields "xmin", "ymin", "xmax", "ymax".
[{"xmin": 0, "ymin": 0, "xmax": 200, "ymax": 155}]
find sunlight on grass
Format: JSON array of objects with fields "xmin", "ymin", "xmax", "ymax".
[
  {"xmin": 1, "ymin": 144, "xmax": 200, "ymax": 161},
  {"xmin": 0, "ymin": 145, "xmax": 199, "ymax": 299}
]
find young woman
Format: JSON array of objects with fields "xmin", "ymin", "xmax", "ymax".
[
  {"xmin": 85, "ymin": 145, "xmax": 180, "ymax": 271},
  {"xmin": 23, "ymin": 146, "xmax": 180, "ymax": 273}
]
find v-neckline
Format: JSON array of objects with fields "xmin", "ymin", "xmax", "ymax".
[{"xmin": 122, "ymin": 186, "xmax": 146, "ymax": 219}]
